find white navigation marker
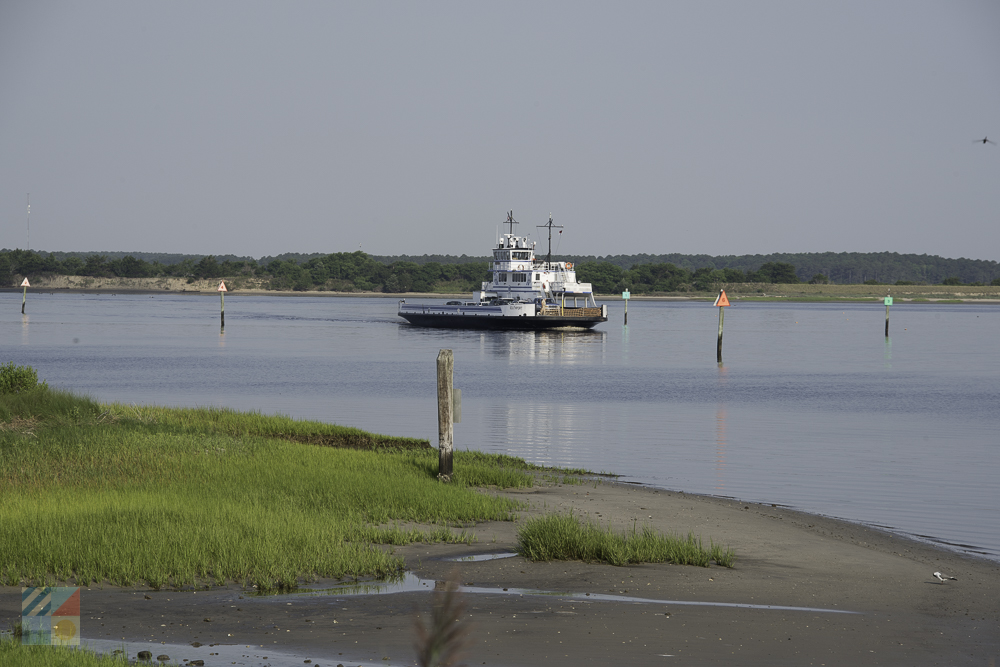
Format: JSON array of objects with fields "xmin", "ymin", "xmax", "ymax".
[
  {"xmin": 21, "ymin": 277, "xmax": 30, "ymax": 314},
  {"xmin": 933, "ymin": 572, "xmax": 957, "ymax": 582}
]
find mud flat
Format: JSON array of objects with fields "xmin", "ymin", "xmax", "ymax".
[{"xmin": 3, "ymin": 478, "xmax": 997, "ymax": 666}]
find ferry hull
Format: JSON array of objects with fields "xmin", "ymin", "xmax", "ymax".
[{"xmin": 398, "ymin": 312, "xmax": 606, "ymax": 330}]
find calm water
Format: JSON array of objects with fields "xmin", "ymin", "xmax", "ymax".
[{"xmin": 5, "ymin": 293, "xmax": 999, "ymax": 559}]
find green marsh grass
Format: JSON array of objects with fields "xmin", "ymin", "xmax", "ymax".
[
  {"xmin": 0, "ymin": 387, "xmax": 533, "ymax": 591},
  {"xmin": 0, "ymin": 636, "xmax": 141, "ymax": 667},
  {"xmin": 517, "ymin": 513, "xmax": 736, "ymax": 568},
  {"xmin": 102, "ymin": 403, "xmax": 432, "ymax": 450}
]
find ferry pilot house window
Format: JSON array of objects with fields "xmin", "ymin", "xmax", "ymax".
[{"xmin": 513, "ymin": 251, "xmax": 531, "ymax": 260}]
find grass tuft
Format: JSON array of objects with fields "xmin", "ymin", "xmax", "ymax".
[{"xmin": 516, "ymin": 513, "xmax": 736, "ymax": 568}]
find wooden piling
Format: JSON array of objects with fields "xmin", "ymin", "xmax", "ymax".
[
  {"xmin": 717, "ymin": 306, "xmax": 724, "ymax": 363},
  {"xmin": 884, "ymin": 291, "xmax": 892, "ymax": 338},
  {"xmin": 20, "ymin": 278, "xmax": 29, "ymax": 314},
  {"xmin": 437, "ymin": 349, "xmax": 454, "ymax": 482},
  {"xmin": 218, "ymin": 281, "xmax": 228, "ymax": 330},
  {"xmin": 622, "ymin": 289, "xmax": 630, "ymax": 325}
]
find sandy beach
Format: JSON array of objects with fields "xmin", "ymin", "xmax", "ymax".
[{"xmin": 3, "ymin": 477, "xmax": 997, "ymax": 666}]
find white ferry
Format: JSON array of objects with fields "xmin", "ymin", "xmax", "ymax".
[{"xmin": 398, "ymin": 212, "xmax": 608, "ymax": 330}]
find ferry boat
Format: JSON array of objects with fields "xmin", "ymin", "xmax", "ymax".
[{"xmin": 398, "ymin": 212, "xmax": 608, "ymax": 330}]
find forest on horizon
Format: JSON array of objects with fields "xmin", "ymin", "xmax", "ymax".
[{"xmin": 2, "ymin": 247, "xmax": 998, "ymax": 294}]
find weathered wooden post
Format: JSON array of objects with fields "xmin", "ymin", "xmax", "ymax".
[
  {"xmin": 437, "ymin": 349, "xmax": 454, "ymax": 482},
  {"xmin": 714, "ymin": 289, "xmax": 730, "ymax": 363},
  {"xmin": 884, "ymin": 290, "xmax": 892, "ymax": 338},
  {"xmin": 622, "ymin": 289, "xmax": 630, "ymax": 325},
  {"xmin": 21, "ymin": 278, "xmax": 29, "ymax": 314},
  {"xmin": 218, "ymin": 281, "xmax": 227, "ymax": 330}
]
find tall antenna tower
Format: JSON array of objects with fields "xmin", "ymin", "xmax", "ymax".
[{"xmin": 26, "ymin": 193, "xmax": 30, "ymax": 250}]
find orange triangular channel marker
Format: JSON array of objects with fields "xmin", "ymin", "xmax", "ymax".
[
  {"xmin": 714, "ymin": 290, "xmax": 730, "ymax": 307},
  {"xmin": 218, "ymin": 281, "xmax": 228, "ymax": 292}
]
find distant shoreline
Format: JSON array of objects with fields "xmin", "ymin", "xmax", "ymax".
[
  {"xmin": 5, "ymin": 276, "xmax": 1000, "ymax": 303},
  {"xmin": 6, "ymin": 287, "xmax": 1000, "ymax": 304}
]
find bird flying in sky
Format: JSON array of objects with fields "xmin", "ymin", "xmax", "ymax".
[{"xmin": 973, "ymin": 137, "xmax": 996, "ymax": 145}]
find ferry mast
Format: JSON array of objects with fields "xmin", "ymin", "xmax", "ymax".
[{"xmin": 536, "ymin": 214, "xmax": 563, "ymax": 269}]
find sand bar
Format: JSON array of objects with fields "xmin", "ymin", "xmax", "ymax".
[{"xmin": 3, "ymin": 477, "xmax": 997, "ymax": 666}]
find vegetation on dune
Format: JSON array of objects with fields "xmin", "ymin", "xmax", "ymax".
[
  {"xmin": 0, "ymin": 248, "xmax": 489, "ymax": 294},
  {"xmin": 517, "ymin": 512, "xmax": 736, "ymax": 568}
]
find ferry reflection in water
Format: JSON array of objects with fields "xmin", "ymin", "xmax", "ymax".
[{"xmin": 478, "ymin": 329, "xmax": 607, "ymax": 363}]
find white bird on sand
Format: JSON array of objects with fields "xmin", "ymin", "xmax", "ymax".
[{"xmin": 933, "ymin": 571, "xmax": 957, "ymax": 582}]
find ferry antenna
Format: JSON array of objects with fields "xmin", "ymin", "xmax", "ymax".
[
  {"xmin": 504, "ymin": 210, "xmax": 519, "ymax": 236},
  {"xmin": 536, "ymin": 213, "xmax": 563, "ymax": 268}
]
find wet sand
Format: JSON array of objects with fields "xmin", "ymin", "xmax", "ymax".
[{"xmin": 3, "ymin": 479, "xmax": 998, "ymax": 666}]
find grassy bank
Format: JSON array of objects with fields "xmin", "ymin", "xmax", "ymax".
[{"xmin": 0, "ymin": 386, "xmax": 532, "ymax": 591}]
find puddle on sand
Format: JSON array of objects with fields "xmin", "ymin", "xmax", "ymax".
[
  {"xmin": 442, "ymin": 551, "xmax": 519, "ymax": 562},
  {"xmin": 272, "ymin": 572, "xmax": 860, "ymax": 615},
  {"xmin": 81, "ymin": 637, "xmax": 394, "ymax": 667}
]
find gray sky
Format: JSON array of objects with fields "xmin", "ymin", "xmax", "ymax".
[{"xmin": 1, "ymin": 1, "xmax": 998, "ymax": 260}]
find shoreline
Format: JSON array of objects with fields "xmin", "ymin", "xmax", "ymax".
[
  {"xmin": 6, "ymin": 286, "xmax": 1000, "ymax": 304},
  {"xmin": 2, "ymin": 475, "xmax": 997, "ymax": 666}
]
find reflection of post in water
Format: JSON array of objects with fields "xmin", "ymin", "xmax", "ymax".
[
  {"xmin": 22, "ymin": 314, "xmax": 29, "ymax": 345},
  {"xmin": 714, "ymin": 362, "xmax": 728, "ymax": 491},
  {"xmin": 621, "ymin": 321, "xmax": 630, "ymax": 362},
  {"xmin": 714, "ymin": 405, "xmax": 727, "ymax": 492},
  {"xmin": 884, "ymin": 336, "xmax": 891, "ymax": 367}
]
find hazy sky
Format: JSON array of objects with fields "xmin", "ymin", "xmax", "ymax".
[{"xmin": 1, "ymin": 1, "xmax": 998, "ymax": 260}]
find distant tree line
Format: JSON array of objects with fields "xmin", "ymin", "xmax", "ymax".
[
  {"xmin": 2, "ymin": 248, "xmax": 998, "ymax": 293},
  {"xmin": 576, "ymin": 261, "xmax": 811, "ymax": 294},
  {"xmin": 0, "ymin": 248, "xmax": 489, "ymax": 293}
]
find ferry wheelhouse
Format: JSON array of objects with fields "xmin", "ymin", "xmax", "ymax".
[{"xmin": 397, "ymin": 212, "xmax": 607, "ymax": 330}]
